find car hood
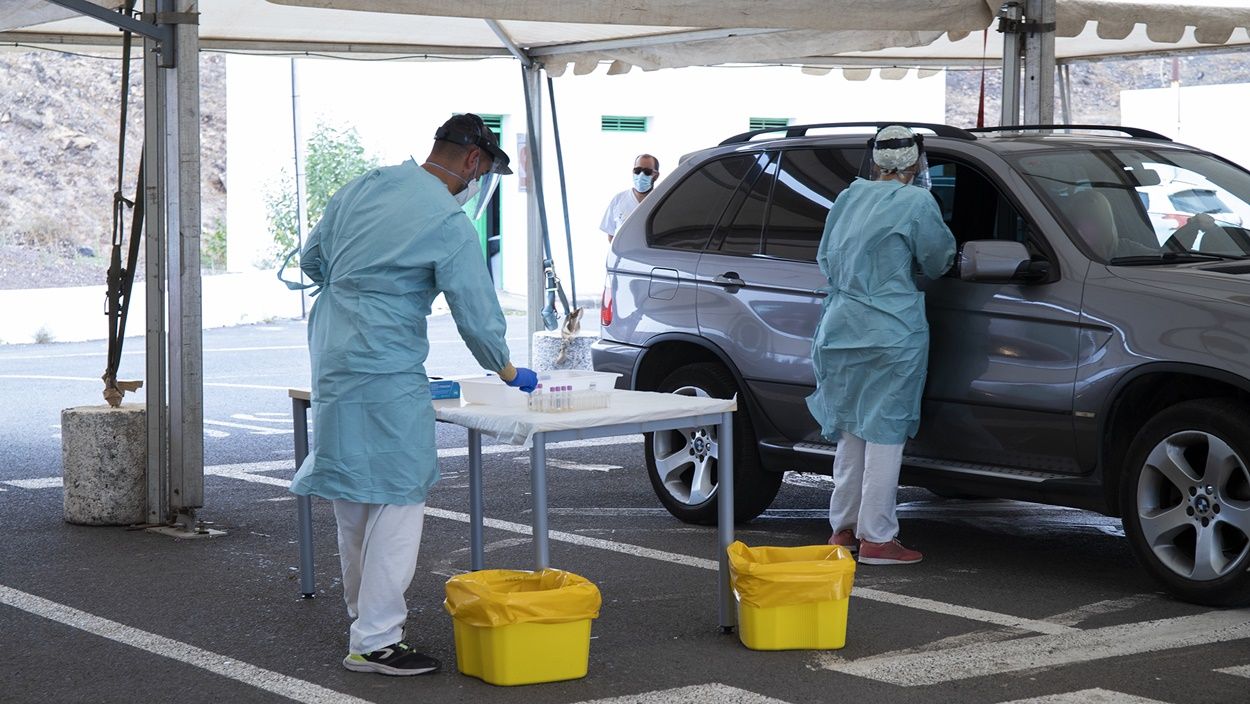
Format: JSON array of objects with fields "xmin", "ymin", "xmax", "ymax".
[{"xmin": 1110, "ymin": 262, "xmax": 1250, "ymax": 306}]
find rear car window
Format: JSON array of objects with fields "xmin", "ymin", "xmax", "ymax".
[
  {"xmin": 710, "ymin": 155, "xmax": 776, "ymax": 256},
  {"xmin": 648, "ymin": 154, "xmax": 757, "ymax": 251},
  {"xmin": 762, "ymin": 148, "xmax": 861, "ymax": 261}
]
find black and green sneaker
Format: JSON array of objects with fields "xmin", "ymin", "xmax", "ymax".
[{"xmin": 342, "ymin": 641, "xmax": 440, "ymax": 676}]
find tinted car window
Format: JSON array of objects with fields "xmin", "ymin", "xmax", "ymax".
[
  {"xmin": 928, "ymin": 159, "xmax": 1032, "ymax": 247},
  {"xmin": 711, "ymin": 155, "xmax": 775, "ymax": 256},
  {"xmin": 649, "ymin": 154, "xmax": 756, "ymax": 251},
  {"xmin": 762, "ymin": 148, "xmax": 861, "ymax": 261}
]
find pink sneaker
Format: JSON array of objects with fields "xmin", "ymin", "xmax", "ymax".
[
  {"xmin": 827, "ymin": 529, "xmax": 859, "ymax": 554},
  {"xmin": 858, "ymin": 538, "xmax": 923, "ymax": 565}
]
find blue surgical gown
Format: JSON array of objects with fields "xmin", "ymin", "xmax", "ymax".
[
  {"xmin": 805, "ymin": 179, "xmax": 956, "ymax": 445},
  {"xmin": 289, "ymin": 160, "xmax": 511, "ymax": 505}
]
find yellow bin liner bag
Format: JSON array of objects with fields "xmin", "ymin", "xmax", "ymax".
[
  {"xmin": 727, "ymin": 541, "xmax": 856, "ymax": 651},
  {"xmin": 444, "ymin": 569, "xmax": 601, "ymax": 685}
]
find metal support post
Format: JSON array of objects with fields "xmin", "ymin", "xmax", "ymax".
[
  {"xmin": 469, "ymin": 429, "xmax": 485, "ymax": 571},
  {"xmin": 1023, "ymin": 0, "xmax": 1056, "ymax": 125},
  {"xmin": 167, "ymin": 0, "xmax": 204, "ymax": 520},
  {"xmin": 523, "ymin": 65, "xmax": 545, "ymax": 364},
  {"xmin": 293, "ymin": 397, "xmax": 314, "ymax": 597},
  {"xmin": 1058, "ymin": 63, "xmax": 1072, "ymax": 123},
  {"xmin": 717, "ymin": 412, "xmax": 735, "ymax": 632},
  {"xmin": 290, "ymin": 58, "xmax": 309, "ymax": 319},
  {"xmin": 998, "ymin": 1, "xmax": 1023, "ymax": 126},
  {"xmin": 530, "ymin": 432, "xmax": 550, "ymax": 568},
  {"xmin": 143, "ymin": 0, "xmax": 169, "ymax": 526}
]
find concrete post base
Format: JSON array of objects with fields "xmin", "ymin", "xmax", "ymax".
[
  {"xmin": 61, "ymin": 404, "xmax": 146, "ymax": 526},
  {"xmin": 532, "ymin": 330, "xmax": 597, "ymax": 372}
]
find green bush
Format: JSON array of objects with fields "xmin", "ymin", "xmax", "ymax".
[
  {"xmin": 267, "ymin": 123, "xmax": 378, "ymax": 267},
  {"xmin": 202, "ymin": 219, "xmax": 227, "ymax": 272}
]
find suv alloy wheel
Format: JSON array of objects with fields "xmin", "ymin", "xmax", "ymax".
[
  {"xmin": 1121, "ymin": 399, "xmax": 1250, "ymax": 606},
  {"xmin": 644, "ymin": 362, "xmax": 781, "ymax": 524}
]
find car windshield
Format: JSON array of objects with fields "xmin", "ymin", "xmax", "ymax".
[{"xmin": 1009, "ymin": 147, "xmax": 1250, "ymax": 264}]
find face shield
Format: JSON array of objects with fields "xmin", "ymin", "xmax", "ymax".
[
  {"xmin": 434, "ymin": 113, "xmax": 513, "ymax": 219},
  {"xmin": 467, "ymin": 151, "xmax": 510, "ymax": 220},
  {"xmin": 859, "ymin": 127, "xmax": 932, "ymax": 189}
]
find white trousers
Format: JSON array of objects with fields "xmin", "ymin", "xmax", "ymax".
[
  {"xmin": 332, "ymin": 500, "xmax": 426, "ymax": 655},
  {"xmin": 828, "ymin": 431, "xmax": 904, "ymax": 544}
]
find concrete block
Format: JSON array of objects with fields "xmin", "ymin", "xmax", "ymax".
[
  {"xmin": 61, "ymin": 405, "xmax": 146, "ymax": 526},
  {"xmin": 532, "ymin": 330, "xmax": 598, "ymax": 372}
]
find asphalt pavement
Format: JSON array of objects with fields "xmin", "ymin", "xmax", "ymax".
[{"xmin": 1, "ymin": 315, "xmax": 1248, "ymax": 704}]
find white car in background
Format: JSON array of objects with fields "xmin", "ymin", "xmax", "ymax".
[{"xmin": 1140, "ymin": 180, "xmax": 1244, "ymax": 243}]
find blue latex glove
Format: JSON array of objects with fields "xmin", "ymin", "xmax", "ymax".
[{"xmin": 505, "ymin": 367, "xmax": 538, "ymax": 393}]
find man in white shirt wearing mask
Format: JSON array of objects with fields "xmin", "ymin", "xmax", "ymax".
[{"xmin": 599, "ymin": 154, "xmax": 660, "ymax": 243}]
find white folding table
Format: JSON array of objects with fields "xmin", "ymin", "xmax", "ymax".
[{"xmin": 289, "ymin": 388, "xmax": 739, "ymax": 631}]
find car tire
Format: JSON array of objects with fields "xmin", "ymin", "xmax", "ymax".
[
  {"xmin": 1120, "ymin": 398, "xmax": 1250, "ymax": 607},
  {"xmin": 644, "ymin": 362, "xmax": 781, "ymax": 525}
]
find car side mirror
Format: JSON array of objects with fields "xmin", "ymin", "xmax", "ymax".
[{"xmin": 959, "ymin": 240, "xmax": 1046, "ymax": 283}]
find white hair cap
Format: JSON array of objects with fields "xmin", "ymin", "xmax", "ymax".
[{"xmin": 872, "ymin": 125, "xmax": 919, "ymax": 172}]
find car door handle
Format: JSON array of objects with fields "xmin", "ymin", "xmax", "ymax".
[{"xmin": 712, "ymin": 272, "xmax": 746, "ymax": 292}]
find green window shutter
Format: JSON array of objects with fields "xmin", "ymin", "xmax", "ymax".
[
  {"xmin": 602, "ymin": 115, "xmax": 649, "ymax": 132},
  {"xmin": 749, "ymin": 117, "xmax": 791, "ymax": 131},
  {"xmin": 478, "ymin": 114, "xmax": 504, "ymax": 132}
]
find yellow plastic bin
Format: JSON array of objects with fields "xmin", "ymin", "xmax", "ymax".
[
  {"xmin": 444, "ymin": 569, "xmax": 602, "ymax": 686},
  {"xmin": 727, "ymin": 541, "xmax": 856, "ymax": 650}
]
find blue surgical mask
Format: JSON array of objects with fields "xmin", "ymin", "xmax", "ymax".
[{"xmin": 633, "ymin": 172, "xmax": 654, "ymax": 193}]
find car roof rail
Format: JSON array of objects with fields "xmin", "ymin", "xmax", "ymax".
[
  {"xmin": 718, "ymin": 121, "xmax": 977, "ymax": 146},
  {"xmin": 966, "ymin": 124, "xmax": 1173, "ymax": 141}
]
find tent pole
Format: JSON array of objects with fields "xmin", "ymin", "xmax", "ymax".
[
  {"xmin": 999, "ymin": 1, "xmax": 1022, "ymax": 126},
  {"xmin": 290, "ymin": 58, "xmax": 309, "ymax": 320},
  {"xmin": 143, "ymin": 0, "xmax": 168, "ymax": 526},
  {"xmin": 1058, "ymin": 63, "xmax": 1072, "ymax": 123},
  {"xmin": 522, "ymin": 65, "xmax": 545, "ymax": 363},
  {"xmin": 167, "ymin": 0, "xmax": 204, "ymax": 521},
  {"xmin": 1023, "ymin": 0, "xmax": 1056, "ymax": 125}
]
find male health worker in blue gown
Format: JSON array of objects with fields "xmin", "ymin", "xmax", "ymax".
[
  {"xmin": 806, "ymin": 125, "xmax": 956, "ymax": 566},
  {"xmin": 284, "ymin": 113, "xmax": 537, "ymax": 676}
]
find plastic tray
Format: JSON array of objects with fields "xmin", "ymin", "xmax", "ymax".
[{"xmin": 458, "ymin": 375, "xmax": 528, "ymax": 407}]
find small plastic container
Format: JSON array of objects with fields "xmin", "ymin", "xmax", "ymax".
[
  {"xmin": 458, "ymin": 375, "xmax": 528, "ymax": 407},
  {"xmin": 727, "ymin": 541, "xmax": 856, "ymax": 651},
  {"xmin": 444, "ymin": 569, "xmax": 602, "ymax": 686}
]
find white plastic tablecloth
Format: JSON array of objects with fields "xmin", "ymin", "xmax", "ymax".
[{"xmin": 433, "ymin": 390, "xmax": 738, "ymax": 448}]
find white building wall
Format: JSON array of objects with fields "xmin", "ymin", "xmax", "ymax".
[
  {"xmin": 1121, "ymin": 83, "xmax": 1250, "ymax": 171},
  {"xmin": 225, "ymin": 56, "xmax": 947, "ymax": 306}
]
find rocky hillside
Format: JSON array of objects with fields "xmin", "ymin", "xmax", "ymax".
[
  {"xmin": 945, "ymin": 51, "xmax": 1250, "ymax": 126},
  {"xmin": 0, "ymin": 51, "xmax": 225, "ymax": 289}
]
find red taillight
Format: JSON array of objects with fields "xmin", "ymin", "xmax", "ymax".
[{"xmin": 600, "ymin": 286, "xmax": 613, "ymax": 327}]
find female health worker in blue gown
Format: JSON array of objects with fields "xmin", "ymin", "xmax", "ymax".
[
  {"xmin": 280, "ymin": 113, "xmax": 537, "ymax": 677},
  {"xmin": 805, "ymin": 125, "xmax": 956, "ymax": 566}
]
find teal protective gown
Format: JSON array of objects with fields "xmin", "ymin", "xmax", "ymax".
[
  {"xmin": 805, "ymin": 179, "xmax": 956, "ymax": 445},
  {"xmin": 289, "ymin": 160, "xmax": 510, "ymax": 505}
]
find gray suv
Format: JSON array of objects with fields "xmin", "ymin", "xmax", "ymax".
[{"xmin": 592, "ymin": 123, "xmax": 1250, "ymax": 606}]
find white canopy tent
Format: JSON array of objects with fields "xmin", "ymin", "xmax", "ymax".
[
  {"xmin": 3, "ymin": 0, "xmax": 1248, "ymax": 530},
  {"xmin": 6, "ymin": 1, "xmax": 1250, "ymax": 69}
]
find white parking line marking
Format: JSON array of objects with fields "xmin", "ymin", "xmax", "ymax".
[
  {"xmin": 0, "ymin": 585, "xmax": 372, "ymax": 704},
  {"xmin": 573, "ymin": 683, "xmax": 794, "ymax": 704},
  {"xmin": 512, "ymin": 456, "xmax": 620, "ymax": 472},
  {"xmin": 1042, "ymin": 594, "xmax": 1159, "ymax": 627},
  {"xmin": 1216, "ymin": 663, "xmax": 1250, "ymax": 678},
  {"xmin": 423, "ymin": 506, "xmax": 721, "ymax": 570},
  {"xmin": 824, "ymin": 610, "xmax": 1250, "ymax": 686},
  {"xmin": 997, "ymin": 689, "xmax": 1172, "ymax": 703},
  {"xmin": 202, "ymin": 456, "xmax": 1103, "ymax": 637},
  {"xmin": 848, "ymin": 587, "xmax": 1077, "ymax": 635},
  {"xmin": 3, "ymin": 478, "xmax": 62, "ymax": 489},
  {"xmin": 204, "ymin": 420, "xmax": 289, "ymax": 435},
  {"xmin": 230, "ymin": 414, "xmax": 292, "ymax": 424}
]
